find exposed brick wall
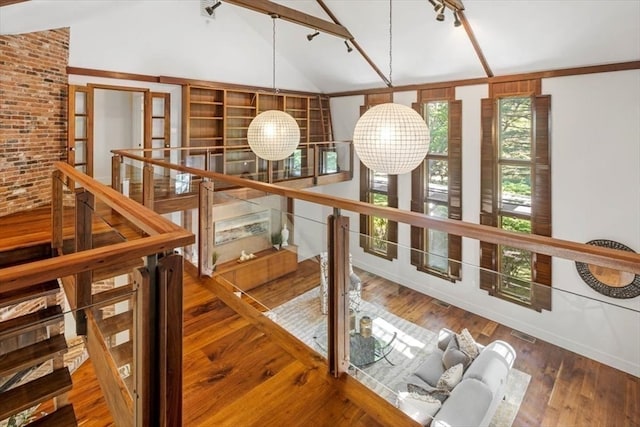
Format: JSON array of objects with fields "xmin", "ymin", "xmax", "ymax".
[{"xmin": 0, "ymin": 28, "xmax": 69, "ymax": 218}]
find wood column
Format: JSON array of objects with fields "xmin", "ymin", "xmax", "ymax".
[
  {"xmin": 112, "ymin": 154, "xmax": 121, "ymax": 192},
  {"xmin": 327, "ymin": 212, "xmax": 349, "ymax": 377},
  {"xmin": 143, "ymin": 164, "xmax": 154, "ymax": 209},
  {"xmin": 51, "ymin": 170, "xmax": 64, "ymax": 252},
  {"xmin": 133, "ymin": 266, "xmax": 151, "ymax": 426}
]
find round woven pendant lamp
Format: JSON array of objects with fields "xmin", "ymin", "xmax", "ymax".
[
  {"xmin": 248, "ymin": 110, "xmax": 300, "ymax": 161},
  {"xmin": 353, "ymin": 103, "xmax": 430, "ymax": 175}
]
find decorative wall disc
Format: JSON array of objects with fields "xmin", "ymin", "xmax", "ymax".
[{"xmin": 575, "ymin": 239, "xmax": 640, "ymax": 299}]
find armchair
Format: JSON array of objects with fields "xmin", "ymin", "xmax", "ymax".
[{"xmin": 319, "ymin": 252, "xmax": 362, "ymax": 315}]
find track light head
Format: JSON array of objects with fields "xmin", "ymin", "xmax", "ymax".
[
  {"xmin": 436, "ymin": 9, "xmax": 445, "ymax": 22},
  {"xmin": 307, "ymin": 31, "xmax": 320, "ymax": 41},
  {"xmin": 453, "ymin": 11, "xmax": 461, "ymax": 27},
  {"xmin": 205, "ymin": 1, "xmax": 221, "ymax": 16},
  {"xmin": 344, "ymin": 40, "xmax": 353, "ymax": 53}
]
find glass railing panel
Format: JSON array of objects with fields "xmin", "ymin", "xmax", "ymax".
[
  {"xmin": 0, "ymin": 281, "xmax": 138, "ymax": 426},
  {"xmin": 120, "ymin": 157, "xmax": 144, "ymax": 203}
]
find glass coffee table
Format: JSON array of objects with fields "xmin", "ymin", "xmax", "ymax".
[{"xmin": 313, "ymin": 311, "xmax": 397, "ymax": 368}]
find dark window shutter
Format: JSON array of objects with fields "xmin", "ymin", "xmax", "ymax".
[
  {"xmin": 359, "ymin": 161, "xmax": 368, "ymax": 249},
  {"xmin": 532, "ymin": 95, "xmax": 552, "ymax": 310},
  {"xmin": 448, "ymin": 100, "xmax": 463, "ymax": 279},
  {"xmin": 410, "ymin": 160, "xmax": 425, "ymax": 267},
  {"xmin": 480, "ymin": 98, "xmax": 497, "ymax": 292}
]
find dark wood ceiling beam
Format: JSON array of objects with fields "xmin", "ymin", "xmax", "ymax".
[
  {"xmin": 459, "ymin": 9, "xmax": 493, "ymax": 78},
  {"xmin": 0, "ymin": 0, "xmax": 29, "ymax": 7},
  {"xmin": 315, "ymin": 0, "xmax": 391, "ymax": 88},
  {"xmin": 223, "ymin": 0, "xmax": 353, "ymax": 40}
]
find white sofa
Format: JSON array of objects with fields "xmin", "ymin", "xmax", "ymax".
[{"xmin": 398, "ymin": 329, "xmax": 516, "ymax": 427}]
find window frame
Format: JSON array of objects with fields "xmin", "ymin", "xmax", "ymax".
[
  {"xmin": 410, "ymin": 89, "xmax": 462, "ymax": 281},
  {"xmin": 480, "ymin": 80, "xmax": 552, "ymax": 311}
]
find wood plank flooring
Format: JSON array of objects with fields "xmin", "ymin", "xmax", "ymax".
[{"xmin": 2, "ymin": 208, "xmax": 638, "ymax": 426}]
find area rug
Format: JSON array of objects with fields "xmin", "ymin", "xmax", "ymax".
[{"xmin": 268, "ymin": 287, "xmax": 530, "ymax": 427}]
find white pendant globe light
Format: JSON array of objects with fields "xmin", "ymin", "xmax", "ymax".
[
  {"xmin": 247, "ymin": 14, "xmax": 300, "ymax": 161},
  {"xmin": 248, "ymin": 110, "xmax": 300, "ymax": 161},
  {"xmin": 353, "ymin": 0, "xmax": 430, "ymax": 175},
  {"xmin": 353, "ymin": 103, "xmax": 429, "ymax": 175}
]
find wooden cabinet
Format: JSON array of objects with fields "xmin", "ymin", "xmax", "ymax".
[
  {"xmin": 214, "ymin": 245, "xmax": 298, "ymax": 292},
  {"xmin": 182, "ymin": 85, "xmax": 224, "ymax": 171}
]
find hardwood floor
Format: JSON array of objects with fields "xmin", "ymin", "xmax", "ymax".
[{"xmin": 2, "ymin": 208, "xmax": 638, "ymax": 426}]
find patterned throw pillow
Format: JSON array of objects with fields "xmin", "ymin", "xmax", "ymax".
[
  {"xmin": 397, "ymin": 391, "xmax": 442, "ymax": 424},
  {"xmin": 456, "ymin": 328, "xmax": 480, "ymax": 359},
  {"xmin": 407, "ymin": 383, "xmax": 451, "ymax": 403},
  {"xmin": 436, "ymin": 363, "xmax": 463, "ymax": 391}
]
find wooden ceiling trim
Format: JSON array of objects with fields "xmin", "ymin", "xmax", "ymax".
[
  {"xmin": 315, "ymin": 0, "xmax": 391, "ymax": 88},
  {"xmin": 459, "ymin": 9, "xmax": 493, "ymax": 78},
  {"xmin": 0, "ymin": 0, "xmax": 29, "ymax": 7},
  {"xmin": 327, "ymin": 60, "xmax": 640, "ymax": 98},
  {"xmin": 223, "ymin": 0, "xmax": 353, "ymax": 40}
]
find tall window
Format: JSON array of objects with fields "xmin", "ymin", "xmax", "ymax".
[
  {"xmin": 411, "ymin": 92, "xmax": 462, "ymax": 280},
  {"xmin": 360, "ymin": 166, "xmax": 398, "ymax": 259},
  {"xmin": 480, "ymin": 82, "xmax": 551, "ymax": 310}
]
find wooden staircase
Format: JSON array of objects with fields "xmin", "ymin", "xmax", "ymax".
[{"xmin": 0, "ymin": 249, "xmax": 78, "ymax": 426}]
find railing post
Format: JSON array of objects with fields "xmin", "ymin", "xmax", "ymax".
[
  {"xmin": 327, "ymin": 208, "xmax": 350, "ymax": 377},
  {"xmin": 112, "ymin": 154, "xmax": 122, "ymax": 192},
  {"xmin": 143, "ymin": 164, "xmax": 154, "ymax": 209},
  {"xmin": 75, "ymin": 189, "xmax": 93, "ymax": 335},
  {"xmin": 156, "ymin": 253, "xmax": 183, "ymax": 427},
  {"xmin": 199, "ymin": 179, "xmax": 214, "ymax": 277},
  {"xmin": 51, "ymin": 169, "xmax": 64, "ymax": 253},
  {"xmin": 133, "ymin": 266, "xmax": 151, "ymax": 426}
]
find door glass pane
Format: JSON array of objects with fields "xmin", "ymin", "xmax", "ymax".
[
  {"xmin": 499, "ymin": 97, "xmax": 532, "ymax": 161},
  {"xmin": 75, "ymin": 117, "xmax": 86, "ymax": 139},
  {"xmin": 152, "ymin": 97, "xmax": 165, "ymax": 117},
  {"xmin": 425, "ymin": 101, "xmax": 448, "ymax": 155},
  {"xmin": 74, "ymin": 141, "xmax": 86, "ymax": 164},
  {"xmin": 500, "ymin": 165, "xmax": 531, "ymax": 214},
  {"xmin": 75, "ymin": 91, "xmax": 86, "ymax": 114},
  {"xmin": 427, "ymin": 159, "xmax": 448, "ymax": 203},
  {"xmin": 152, "ymin": 118, "xmax": 165, "ymax": 138}
]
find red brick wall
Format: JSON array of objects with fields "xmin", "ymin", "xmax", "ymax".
[{"xmin": 0, "ymin": 28, "xmax": 69, "ymax": 218}]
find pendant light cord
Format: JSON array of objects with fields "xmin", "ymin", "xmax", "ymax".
[
  {"xmin": 389, "ymin": 0, "xmax": 392, "ymax": 87},
  {"xmin": 272, "ymin": 15, "xmax": 277, "ymax": 94}
]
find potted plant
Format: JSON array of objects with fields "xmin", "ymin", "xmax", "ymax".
[{"xmin": 271, "ymin": 233, "xmax": 282, "ymax": 250}]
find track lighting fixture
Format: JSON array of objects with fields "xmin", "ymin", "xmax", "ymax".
[
  {"xmin": 307, "ymin": 30, "xmax": 320, "ymax": 41},
  {"xmin": 344, "ymin": 40, "xmax": 353, "ymax": 53},
  {"xmin": 436, "ymin": 6, "xmax": 445, "ymax": 21},
  {"xmin": 453, "ymin": 11, "xmax": 461, "ymax": 27},
  {"xmin": 205, "ymin": 1, "xmax": 221, "ymax": 16}
]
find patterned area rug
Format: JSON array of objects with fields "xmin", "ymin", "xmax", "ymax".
[{"xmin": 269, "ymin": 287, "xmax": 530, "ymax": 427}]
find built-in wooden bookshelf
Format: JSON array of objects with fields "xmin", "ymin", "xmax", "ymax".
[{"xmin": 183, "ymin": 85, "xmax": 333, "ymax": 180}]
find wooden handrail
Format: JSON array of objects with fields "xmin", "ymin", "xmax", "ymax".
[
  {"xmin": 112, "ymin": 149, "xmax": 640, "ymax": 275},
  {"xmin": 55, "ymin": 162, "xmax": 184, "ymax": 236}
]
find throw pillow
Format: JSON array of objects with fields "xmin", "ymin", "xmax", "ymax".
[
  {"xmin": 397, "ymin": 391, "xmax": 442, "ymax": 425},
  {"xmin": 407, "ymin": 383, "xmax": 451, "ymax": 403},
  {"xmin": 436, "ymin": 363, "xmax": 463, "ymax": 391},
  {"xmin": 442, "ymin": 336, "xmax": 471, "ymax": 370},
  {"xmin": 456, "ymin": 328, "xmax": 480, "ymax": 359}
]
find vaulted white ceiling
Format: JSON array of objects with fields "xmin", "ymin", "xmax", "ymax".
[{"xmin": 1, "ymin": 0, "xmax": 639, "ymax": 93}]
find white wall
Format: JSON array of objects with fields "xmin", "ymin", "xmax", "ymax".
[{"xmin": 325, "ymin": 70, "xmax": 640, "ymax": 376}]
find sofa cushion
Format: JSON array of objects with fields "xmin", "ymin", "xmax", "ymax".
[
  {"xmin": 442, "ymin": 336, "xmax": 472, "ymax": 370},
  {"xmin": 463, "ymin": 347, "xmax": 510, "ymax": 396},
  {"xmin": 407, "ymin": 383, "xmax": 451, "ymax": 403},
  {"xmin": 397, "ymin": 391, "xmax": 442, "ymax": 425},
  {"xmin": 413, "ymin": 350, "xmax": 446, "ymax": 387},
  {"xmin": 437, "ymin": 329, "xmax": 455, "ymax": 352},
  {"xmin": 432, "ymin": 378, "xmax": 493, "ymax": 427},
  {"xmin": 436, "ymin": 363, "xmax": 463, "ymax": 391}
]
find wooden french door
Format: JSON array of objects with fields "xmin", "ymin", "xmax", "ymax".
[{"xmin": 67, "ymin": 85, "xmax": 94, "ymax": 176}]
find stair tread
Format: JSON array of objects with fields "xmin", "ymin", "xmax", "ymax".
[
  {"xmin": 111, "ymin": 340, "xmax": 133, "ymax": 367},
  {"xmin": 0, "ymin": 368, "xmax": 72, "ymax": 421},
  {"xmin": 0, "ymin": 334, "xmax": 68, "ymax": 378},
  {"xmin": 0, "ymin": 305, "xmax": 63, "ymax": 340},
  {"xmin": 92, "ymin": 284, "xmax": 134, "ymax": 306},
  {"xmin": 98, "ymin": 311, "xmax": 133, "ymax": 337},
  {"xmin": 0, "ymin": 280, "xmax": 60, "ymax": 309},
  {"xmin": 28, "ymin": 404, "xmax": 77, "ymax": 427}
]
